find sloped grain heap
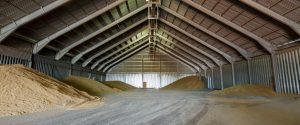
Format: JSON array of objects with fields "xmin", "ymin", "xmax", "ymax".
[
  {"xmin": 103, "ymin": 81, "xmax": 136, "ymax": 91},
  {"xmin": 0, "ymin": 65, "xmax": 100, "ymax": 116},
  {"xmin": 210, "ymin": 84, "xmax": 276, "ymax": 97},
  {"xmin": 62, "ymin": 76, "xmax": 121, "ymax": 95},
  {"xmin": 161, "ymin": 76, "xmax": 204, "ymax": 90}
]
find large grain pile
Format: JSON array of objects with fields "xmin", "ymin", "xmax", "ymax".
[
  {"xmin": 210, "ymin": 84, "xmax": 276, "ymax": 96},
  {"xmin": 62, "ymin": 76, "xmax": 121, "ymax": 95},
  {"xmin": 0, "ymin": 65, "xmax": 100, "ymax": 117},
  {"xmin": 161, "ymin": 76, "xmax": 204, "ymax": 90},
  {"xmin": 103, "ymin": 81, "xmax": 136, "ymax": 91}
]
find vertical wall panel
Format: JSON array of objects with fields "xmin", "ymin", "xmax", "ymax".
[
  {"xmin": 0, "ymin": 54, "xmax": 30, "ymax": 66},
  {"xmin": 161, "ymin": 73, "xmax": 178, "ymax": 87},
  {"xmin": 143, "ymin": 73, "xmax": 160, "ymax": 88},
  {"xmin": 276, "ymin": 48, "xmax": 300, "ymax": 94},
  {"xmin": 222, "ymin": 64, "xmax": 233, "ymax": 88},
  {"xmin": 250, "ymin": 55, "xmax": 273, "ymax": 87},
  {"xmin": 234, "ymin": 61, "xmax": 249, "ymax": 84},
  {"xmin": 213, "ymin": 67, "xmax": 222, "ymax": 89},
  {"xmin": 206, "ymin": 69, "xmax": 213, "ymax": 89}
]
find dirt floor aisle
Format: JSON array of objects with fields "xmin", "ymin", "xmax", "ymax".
[{"xmin": 0, "ymin": 89, "xmax": 299, "ymax": 125}]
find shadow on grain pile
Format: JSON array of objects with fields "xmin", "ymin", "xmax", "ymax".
[
  {"xmin": 103, "ymin": 81, "xmax": 136, "ymax": 91},
  {"xmin": 0, "ymin": 65, "xmax": 101, "ymax": 117},
  {"xmin": 62, "ymin": 76, "xmax": 121, "ymax": 96}
]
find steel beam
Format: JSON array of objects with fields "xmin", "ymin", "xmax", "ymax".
[
  {"xmin": 92, "ymin": 38, "xmax": 149, "ymax": 69},
  {"xmin": 220, "ymin": 65, "xmax": 224, "ymax": 89},
  {"xmin": 157, "ymin": 45, "xmax": 199, "ymax": 72},
  {"xmin": 159, "ymin": 28, "xmax": 223, "ymax": 66},
  {"xmin": 105, "ymin": 44, "xmax": 200, "ymax": 73},
  {"xmin": 0, "ymin": 0, "xmax": 70, "ymax": 43},
  {"xmin": 158, "ymin": 37, "xmax": 210, "ymax": 69},
  {"xmin": 240, "ymin": 0, "xmax": 300, "ymax": 36},
  {"xmin": 97, "ymin": 40, "xmax": 149, "ymax": 70},
  {"xmin": 182, "ymin": 0, "xmax": 276, "ymax": 54},
  {"xmin": 71, "ymin": 18, "xmax": 147, "ymax": 64},
  {"xmin": 55, "ymin": 5, "xmax": 148, "ymax": 60},
  {"xmin": 83, "ymin": 28, "xmax": 148, "ymax": 67},
  {"xmin": 158, "ymin": 42, "xmax": 207, "ymax": 70},
  {"xmin": 160, "ymin": 19, "xmax": 235, "ymax": 63},
  {"xmin": 161, "ymin": 6, "xmax": 252, "ymax": 59},
  {"xmin": 101, "ymin": 43, "xmax": 149, "ymax": 71},
  {"xmin": 160, "ymin": 51, "xmax": 198, "ymax": 73},
  {"xmin": 105, "ymin": 45, "xmax": 149, "ymax": 73},
  {"xmin": 232, "ymin": 63, "xmax": 236, "ymax": 86},
  {"xmin": 157, "ymin": 34, "xmax": 215, "ymax": 68},
  {"xmin": 33, "ymin": 0, "xmax": 127, "ymax": 53}
]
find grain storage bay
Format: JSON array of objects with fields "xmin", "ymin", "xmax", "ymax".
[{"xmin": 1, "ymin": 0, "xmax": 300, "ymax": 124}]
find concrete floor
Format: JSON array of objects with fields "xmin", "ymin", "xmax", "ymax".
[{"xmin": 0, "ymin": 89, "xmax": 299, "ymax": 125}]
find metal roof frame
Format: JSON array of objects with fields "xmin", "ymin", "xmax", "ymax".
[
  {"xmin": 181, "ymin": 0, "xmax": 277, "ymax": 54},
  {"xmin": 71, "ymin": 17, "xmax": 147, "ymax": 64},
  {"xmin": 159, "ymin": 18, "xmax": 235, "ymax": 63},
  {"xmin": 55, "ymin": 4, "xmax": 148, "ymax": 60},
  {"xmin": 92, "ymin": 37, "xmax": 149, "ymax": 70},
  {"xmin": 160, "ymin": 6, "xmax": 253, "ymax": 59},
  {"xmin": 83, "ymin": 28, "xmax": 148, "ymax": 67},
  {"xmin": 32, "ymin": 0, "xmax": 127, "ymax": 54},
  {"xmin": 0, "ymin": 0, "xmax": 70, "ymax": 43}
]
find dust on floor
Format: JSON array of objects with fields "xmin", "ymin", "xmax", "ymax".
[{"xmin": 0, "ymin": 90, "xmax": 299, "ymax": 125}]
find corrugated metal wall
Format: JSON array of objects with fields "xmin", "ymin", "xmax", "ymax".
[
  {"xmin": 106, "ymin": 72, "xmax": 195, "ymax": 88},
  {"xmin": 0, "ymin": 54, "xmax": 31, "ymax": 67},
  {"xmin": 234, "ymin": 61, "xmax": 249, "ymax": 85},
  {"xmin": 33, "ymin": 55, "xmax": 105, "ymax": 81},
  {"xmin": 249, "ymin": 55, "xmax": 273, "ymax": 87},
  {"xmin": 212, "ymin": 67, "xmax": 222, "ymax": 90},
  {"xmin": 205, "ymin": 47, "xmax": 300, "ymax": 95},
  {"xmin": 222, "ymin": 64, "xmax": 233, "ymax": 88},
  {"xmin": 0, "ymin": 53, "xmax": 105, "ymax": 81},
  {"xmin": 276, "ymin": 48, "xmax": 300, "ymax": 94}
]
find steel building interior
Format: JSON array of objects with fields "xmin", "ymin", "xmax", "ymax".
[{"xmin": 0, "ymin": 0, "xmax": 300, "ymax": 124}]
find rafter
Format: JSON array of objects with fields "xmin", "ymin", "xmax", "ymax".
[
  {"xmin": 33, "ymin": 0, "xmax": 127, "ymax": 54},
  {"xmin": 106, "ymin": 45, "xmax": 199, "ymax": 73},
  {"xmin": 182, "ymin": 0, "xmax": 276, "ymax": 54},
  {"xmin": 161, "ymin": 6, "xmax": 252, "ymax": 59},
  {"xmin": 83, "ymin": 28, "xmax": 148, "ymax": 67},
  {"xmin": 159, "ymin": 28, "xmax": 223, "ymax": 66},
  {"xmin": 71, "ymin": 18, "xmax": 147, "ymax": 64},
  {"xmin": 158, "ymin": 42, "xmax": 207, "ymax": 70},
  {"xmin": 157, "ymin": 34, "xmax": 215, "ymax": 68},
  {"xmin": 92, "ymin": 38, "xmax": 149, "ymax": 70},
  {"xmin": 159, "ymin": 19, "xmax": 235, "ymax": 63},
  {"xmin": 55, "ymin": 4, "xmax": 148, "ymax": 60},
  {"xmin": 100, "ymin": 43, "xmax": 149, "ymax": 71},
  {"xmin": 240, "ymin": 0, "xmax": 300, "ymax": 36},
  {"xmin": 0, "ymin": 0, "xmax": 70, "ymax": 42},
  {"xmin": 157, "ymin": 45, "xmax": 199, "ymax": 72}
]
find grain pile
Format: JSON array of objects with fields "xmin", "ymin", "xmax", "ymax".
[
  {"xmin": 103, "ymin": 81, "xmax": 136, "ymax": 91},
  {"xmin": 210, "ymin": 84, "xmax": 276, "ymax": 96},
  {"xmin": 0, "ymin": 65, "xmax": 100, "ymax": 117},
  {"xmin": 62, "ymin": 76, "xmax": 121, "ymax": 95},
  {"xmin": 161, "ymin": 76, "xmax": 204, "ymax": 90}
]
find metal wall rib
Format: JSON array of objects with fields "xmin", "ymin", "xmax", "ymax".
[
  {"xmin": 204, "ymin": 47, "xmax": 300, "ymax": 95},
  {"xmin": 234, "ymin": 61, "xmax": 249, "ymax": 85},
  {"xmin": 212, "ymin": 67, "xmax": 222, "ymax": 90},
  {"xmin": 222, "ymin": 64, "xmax": 233, "ymax": 88},
  {"xmin": 276, "ymin": 48, "xmax": 300, "ymax": 94},
  {"xmin": 250, "ymin": 55, "xmax": 273, "ymax": 87},
  {"xmin": 0, "ymin": 54, "xmax": 31, "ymax": 67}
]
